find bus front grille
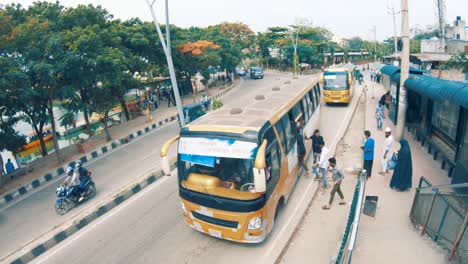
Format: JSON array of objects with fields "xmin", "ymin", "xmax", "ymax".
[{"xmin": 192, "ymin": 211, "xmax": 239, "ymax": 229}]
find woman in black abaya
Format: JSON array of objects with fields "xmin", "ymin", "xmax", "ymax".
[{"xmin": 390, "ymin": 138, "xmax": 413, "ymax": 191}]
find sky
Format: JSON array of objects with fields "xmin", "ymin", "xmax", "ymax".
[{"xmin": 2, "ymin": 0, "xmax": 468, "ymax": 41}]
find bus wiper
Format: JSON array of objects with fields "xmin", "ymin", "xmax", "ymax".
[{"xmin": 199, "ymin": 182, "xmax": 224, "ymax": 206}]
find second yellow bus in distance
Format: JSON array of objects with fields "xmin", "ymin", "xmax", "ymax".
[
  {"xmin": 321, "ymin": 63, "xmax": 356, "ymax": 104},
  {"xmin": 161, "ymin": 77, "xmax": 321, "ymax": 243}
]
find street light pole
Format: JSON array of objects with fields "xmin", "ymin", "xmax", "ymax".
[
  {"xmin": 396, "ymin": 0, "xmax": 409, "ymax": 140},
  {"xmin": 145, "ymin": 0, "xmax": 185, "ymax": 126}
]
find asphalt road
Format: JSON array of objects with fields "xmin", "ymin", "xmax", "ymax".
[
  {"xmin": 0, "ymin": 73, "xmax": 294, "ymax": 260},
  {"xmin": 29, "ymin": 74, "xmax": 362, "ymax": 264}
]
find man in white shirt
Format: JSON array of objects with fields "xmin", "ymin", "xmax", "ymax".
[
  {"xmin": 379, "ymin": 127, "xmax": 394, "ymax": 175},
  {"xmin": 313, "ymin": 142, "xmax": 330, "ymax": 188}
]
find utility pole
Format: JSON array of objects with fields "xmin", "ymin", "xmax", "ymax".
[
  {"xmin": 396, "ymin": 0, "xmax": 409, "ymax": 140},
  {"xmin": 372, "ymin": 25, "xmax": 377, "ymax": 61},
  {"xmin": 145, "ymin": 0, "xmax": 185, "ymax": 126},
  {"xmin": 436, "ymin": 0, "xmax": 446, "ymax": 52},
  {"xmin": 387, "ymin": 2, "xmax": 400, "ymax": 55},
  {"xmin": 290, "ymin": 29, "xmax": 299, "ymax": 75}
]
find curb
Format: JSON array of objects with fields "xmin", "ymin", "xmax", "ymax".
[
  {"xmin": 0, "ymin": 84, "xmax": 236, "ymax": 207},
  {"xmin": 5, "ymin": 161, "xmax": 177, "ymax": 264}
]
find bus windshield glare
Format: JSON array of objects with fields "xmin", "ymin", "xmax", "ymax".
[{"xmin": 323, "ymin": 72, "xmax": 348, "ymax": 90}]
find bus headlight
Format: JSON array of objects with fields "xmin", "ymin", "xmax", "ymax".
[
  {"xmin": 248, "ymin": 216, "xmax": 262, "ymax": 230},
  {"xmin": 180, "ymin": 202, "xmax": 187, "ymax": 213}
]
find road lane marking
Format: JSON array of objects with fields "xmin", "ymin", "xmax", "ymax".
[
  {"xmin": 33, "ymin": 175, "xmax": 172, "ymax": 264},
  {"xmin": 0, "ymin": 121, "xmax": 178, "ymax": 212}
]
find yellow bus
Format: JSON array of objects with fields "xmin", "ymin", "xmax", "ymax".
[
  {"xmin": 321, "ymin": 63, "xmax": 356, "ymax": 104},
  {"xmin": 160, "ymin": 78, "xmax": 321, "ymax": 243}
]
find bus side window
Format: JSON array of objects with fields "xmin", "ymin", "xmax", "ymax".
[
  {"xmin": 306, "ymin": 91, "xmax": 315, "ymax": 112},
  {"xmin": 301, "ymin": 98, "xmax": 309, "ymax": 123},
  {"xmin": 314, "ymin": 84, "xmax": 320, "ymax": 105},
  {"xmin": 308, "ymin": 90, "xmax": 315, "ymax": 112},
  {"xmin": 266, "ymin": 142, "xmax": 281, "ymax": 199},
  {"xmin": 275, "ymin": 121, "xmax": 287, "ymax": 154},
  {"xmin": 281, "ymin": 115, "xmax": 294, "ymax": 152},
  {"xmin": 305, "ymin": 92, "xmax": 314, "ymax": 114}
]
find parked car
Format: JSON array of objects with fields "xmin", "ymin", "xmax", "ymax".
[
  {"xmin": 236, "ymin": 68, "xmax": 247, "ymax": 76},
  {"xmin": 249, "ymin": 67, "xmax": 264, "ymax": 79}
]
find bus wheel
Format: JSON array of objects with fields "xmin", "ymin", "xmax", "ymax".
[{"xmin": 275, "ymin": 197, "xmax": 285, "ymax": 221}]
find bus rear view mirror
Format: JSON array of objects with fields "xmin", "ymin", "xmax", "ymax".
[
  {"xmin": 161, "ymin": 156, "xmax": 171, "ymax": 176},
  {"xmin": 160, "ymin": 136, "xmax": 180, "ymax": 176},
  {"xmin": 254, "ymin": 140, "xmax": 267, "ymax": 193},
  {"xmin": 253, "ymin": 168, "xmax": 266, "ymax": 193}
]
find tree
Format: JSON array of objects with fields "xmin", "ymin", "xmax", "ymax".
[{"xmin": 442, "ymin": 53, "xmax": 468, "ymax": 73}]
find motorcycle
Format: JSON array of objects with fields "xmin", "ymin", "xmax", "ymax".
[
  {"xmin": 54, "ymin": 173, "xmax": 96, "ymax": 215},
  {"xmin": 200, "ymin": 98, "xmax": 211, "ymax": 111}
]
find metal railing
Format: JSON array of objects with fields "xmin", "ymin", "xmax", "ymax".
[
  {"xmin": 410, "ymin": 177, "xmax": 468, "ymax": 262},
  {"xmin": 335, "ymin": 171, "xmax": 366, "ymax": 264}
]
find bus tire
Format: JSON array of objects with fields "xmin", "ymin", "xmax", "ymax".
[{"xmin": 275, "ymin": 197, "xmax": 285, "ymax": 221}]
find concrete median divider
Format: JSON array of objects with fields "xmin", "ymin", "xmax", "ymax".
[
  {"xmin": 0, "ymin": 82, "xmax": 237, "ymax": 208},
  {"xmin": 3, "ymin": 159, "xmax": 177, "ymax": 264}
]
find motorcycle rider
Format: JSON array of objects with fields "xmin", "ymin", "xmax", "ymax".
[
  {"xmin": 74, "ymin": 161, "xmax": 91, "ymax": 201},
  {"xmin": 62, "ymin": 166, "xmax": 80, "ymax": 199},
  {"xmin": 200, "ymin": 93, "xmax": 210, "ymax": 110}
]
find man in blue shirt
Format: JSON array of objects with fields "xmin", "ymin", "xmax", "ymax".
[
  {"xmin": 361, "ymin": 130, "xmax": 375, "ymax": 179},
  {"xmin": 5, "ymin": 158, "xmax": 15, "ymax": 175}
]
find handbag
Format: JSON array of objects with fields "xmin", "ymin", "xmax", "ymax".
[{"xmin": 387, "ymin": 153, "xmax": 398, "ymax": 170}]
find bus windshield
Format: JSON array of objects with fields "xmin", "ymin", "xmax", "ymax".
[
  {"xmin": 177, "ymin": 137, "xmax": 258, "ymax": 193},
  {"xmin": 323, "ymin": 72, "xmax": 348, "ymax": 90},
  {"xmin": 179, "ymin": 157, "xmax": 254, "ymax": 192}
]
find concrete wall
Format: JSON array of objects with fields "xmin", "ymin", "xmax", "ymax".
[
  {"xmin": 447, "ymin": 40, "xmax": 468, "ymax": 54},
  {"xmin": 421, "ymin": 39, "xmax": 441, "ymax": 53},
  {"xmin": 431, "ymin": 69, "xmax": 467, "ymax": 81}
]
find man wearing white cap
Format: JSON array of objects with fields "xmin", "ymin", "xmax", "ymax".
[{"xmin": 379, "ymin": 127, "xmax": 394, "ymax": 175}]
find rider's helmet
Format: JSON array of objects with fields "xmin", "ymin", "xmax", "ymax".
[
  {"xmin": 74, "ymin": 161, "xmax": 82, "ymax": 170},
  {"xmin": 66, "ymin": 166, "xmax": 74, "ymax": 176}
]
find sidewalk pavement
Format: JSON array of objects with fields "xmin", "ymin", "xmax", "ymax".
[
  {"xmin": 0, "ymin": 82, "xmax": 236, "ymax": 197},
  {"xmin": 281, "ymin": 74, "xmax": 450, "ymax": 263}
]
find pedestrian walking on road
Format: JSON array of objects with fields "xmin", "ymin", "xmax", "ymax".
[
  {"xmin": 5, "ymin": 158, "xmax": 15, "ymax": 175},
  {"xmin": 361, "ymin": 130, "xmax": 375, "ymax": 178},
  {"xmin": 322, "ymin": 157, "xmax": 346, "ymax": 210},
  {"xmin": 390, "ymin": 138, "xmax": 413, "ymax": 191},
  {"xmin": 379, "ymin": 127, "xmax": 394, "ymax": 175},
  {"xmin": 296, "ymin": 122, "xmax": 310, "ymax": 175},
  {"xmin": 309, "ymin": 129, "xmax": 324, "ymax": 163},
  {"xmin": 313, "ymin": 142, "xmax": 330, "ymax": 188},
  {"xmin": 375, "ymin": 103, "xmax": 384, "ymax": 130}
]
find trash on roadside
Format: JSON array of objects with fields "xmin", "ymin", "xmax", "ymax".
[{"xmin": 363, "ymin": 195, "xmax": 379, "ymax": 217}]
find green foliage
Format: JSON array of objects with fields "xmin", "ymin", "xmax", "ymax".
[
  {"xmin": 441, "ymin": 53, "xmax": 468, "ymax": 73},
  {"xmin": 212, "ymin": 99, "xmax": 223, "ymax": 110}
]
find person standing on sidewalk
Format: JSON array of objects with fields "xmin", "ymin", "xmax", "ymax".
[
  {"xmin": 151, "ymin": 92, "xmax": 158, "ymax": 110},
  {"xmin": 390, "ymin": 138, "xmax": 413, "ymax": 191},
  {"xmin": 5, "ymin": 158, "xmax": 15, "ymax": 175},
  {"xmin": 379, "ymin": 91, "xmax": 390, "ymax": 118},
  {"xmin": 375, "ymin": 103, "xmax": 384, "ymax": 130},
  {"xmin": 313, "ymin": 142, "xmax": 329, "ymax": 188},
  {"xmin": 309, "ymin": 129, "xmax": 324, "ymax": 164},
  {"xmin": 322, "ymin": 157, "xmax": 346, "ymax": 210},
  {"xmin": 361, "ymin": 130, "xmax": 375, "ymax": 178},
  {"xmin": 379, "ymin": 127, "xmax": 394, "ymax": 175}
]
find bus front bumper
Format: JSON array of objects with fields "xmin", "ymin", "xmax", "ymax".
[{"xmin": 181, "ymin": 199, "xmax": 268, "ymax": 243}]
